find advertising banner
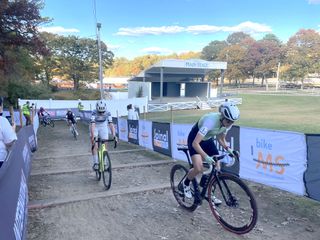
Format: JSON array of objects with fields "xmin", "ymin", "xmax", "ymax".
[
  {"xmin": 0, "ymin": 127, "xmax": 33, "ymax": 240},
  {"xmin": 240, "ymin": 127, "xmax": 307, "ymax": 195},
  {"xmin": 152, "ymin": 122, "xmax": 172, "ymax": 157},
  {"xmin": 305, "ymin": 134, "xmax": 320, "ymax": 201},
  {"xmin": 127, "ymin": 120, "xmax": 139, "ymax": 145},
  {"xmin": 171, "ymin": 123, "xmax": 193, "ymax": 162},
  {"xmin": 112, "ymin": 117, "xmax": 119, "ymax": 137},
  {"xmin": 118, "ymin": 118, "xmax": 128, "ymax": 142},
  {"xmin": 138, "ymin": 120, "xmax": 153, "ymax": 150}
]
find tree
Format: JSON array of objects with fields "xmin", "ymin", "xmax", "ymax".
[
  {"xmin": 218, "ymin": 45, "xmax": 247, "ymax": 86},
  {"xmin": 284, "ymin": 29, "xmax": 320, "ymax": 88},
  {"xmin": 226, "ymin": 32, "xmax": 254, "ymax": 45},
  {"xmin": 48, "ymin": 35, "xmax": 114, "ymax": 90},
  {"xmin": 0, "ymin": 0, "xmax": 48, "ymax": 100}
]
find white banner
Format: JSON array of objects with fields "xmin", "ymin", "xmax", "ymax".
[
  {"xmin": 138, "ymin": 120, "xmax": 153, "ymax": 150},
  {"xmin": 171, "ymin": 123, "xmax": 193, "ymax": 162},
  {"xmin": 240, "ymin": 127, "xmax": 307, "ymax": 195},
  {"xmin": 118, "ymin": 118, "xmax": 128, "ymax": 142}
]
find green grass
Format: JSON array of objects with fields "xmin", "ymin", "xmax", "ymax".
[{"xmin": 144, "ymin": 94, "xmax": 320, "ymax": 134}]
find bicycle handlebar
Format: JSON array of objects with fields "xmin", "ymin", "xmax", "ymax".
[{"xmin": 95, "ymin": 137, "xmax": 118, "ymax": 149}]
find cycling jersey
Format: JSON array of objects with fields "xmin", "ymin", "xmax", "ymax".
[
  {"xmin": 197, "ymin": 112, "xmax": 230, "ymax": 140},
  {"xmin": 66, "ymin": 111, "xmax": 76, "ymax": 124},
  {"xmin": 90, "ymin": 111, "xmax": 113, "ymax": 140},
  {"xmin": 187, "ymin": 112, "xmax": 231, "ymax": 157},
  {"xmin": 90, "ymin": 110, "xmax": 112, "ymax": 124}
]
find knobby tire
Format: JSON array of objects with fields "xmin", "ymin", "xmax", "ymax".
[
  {"xmin": 207, "ymin": 172, "xmax": 258, "ymax": 234},
  {"xmin": 102, "ymin": 151, "xmax": 112, "ymax": 190},
  {"xmin": 170, "ymin": 164, "xmax": 198, "ymax": 212}
]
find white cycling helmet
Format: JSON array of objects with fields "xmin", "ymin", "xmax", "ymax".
[
  {"xmin": 96, "ymin": 100, "xmax": 107, "ymax": 113},
  {"xmin": 219, "ymin": 102, "xmax": 240, "ymax": 121}
]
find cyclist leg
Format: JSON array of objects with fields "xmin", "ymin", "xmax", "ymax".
[
  {"xmin": 72, "ymin": 119, "xmax": 79, "ymax": 135},
  {"xmin": 91, "ymin": 127, "xmax": 99, "ymax": 170}
]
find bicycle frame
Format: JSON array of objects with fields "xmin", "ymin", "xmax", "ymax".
[
  {"xmin": 178, "ymin": 146, "xmax": 229, "ymax": 203},
  {"xmin": 97, "ymin": 140, "xmax": 106, "ymax": 172}
]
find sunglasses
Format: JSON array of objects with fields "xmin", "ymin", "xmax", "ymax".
[{"xmin": 225, "ymin": 119, "xmax": 234, "ymax": 124}]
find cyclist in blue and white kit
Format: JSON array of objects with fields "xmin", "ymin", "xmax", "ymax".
[
  {"xmin": 183, "ymin": 102, "xmax": 240, "ymax": 203},
  {"xmin": 90, "ymin": 100, "xmax": 117, "ymax": 170}
]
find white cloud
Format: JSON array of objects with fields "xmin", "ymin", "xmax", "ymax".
[
  {"xmin": 308, "ymin": 0, "xmax": 320, "ymax": 4},
  {"xmin": 140, "ymin": 47, "xmax": 173, "ymax": 55},
  {"xmin": 117, "ymin": 26, "xmax": 184, "ymax": 36},
  {"xmin": 116, "ymin": 21, "xmax": 272, "ymax": 36},
  {"xmin": 38, "ymin": 26, "xmax": 80, "ymax": 34}
]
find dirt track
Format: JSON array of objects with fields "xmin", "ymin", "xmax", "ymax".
[{"xmin": 27, "ymin": 121, "xmax": 320, "ymax": 240}]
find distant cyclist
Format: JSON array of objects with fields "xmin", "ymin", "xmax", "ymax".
[
  {"xmin": 182, "ymin": 101, "xmax": 240, "ymax": 204},
  {"xmin": 38, "ymin": 107, "xmax": 49, "ymax": 124},
  {"xmin": 65, "ymin": 109, "xmax": 78, "ymax": 136},
  {"xmin": 90, "ymin": 100, "xmax": 117, "ymax": 170}
]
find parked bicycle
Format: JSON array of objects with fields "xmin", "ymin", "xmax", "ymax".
[
  {"xmin": 93, "ymin": 137, "xmax": 117, "ymax": 190},
  {"xmin": 41, "ymin": 115, "xmax": 54, "ymax": 127},
  {"xmin": 170, "ymin": 146, "xmax": 258, "ymax": 234}
]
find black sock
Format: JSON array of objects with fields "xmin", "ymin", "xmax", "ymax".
[{"xmin": 184, "ymin": 178, "xmax": 190, "ymax": 186}]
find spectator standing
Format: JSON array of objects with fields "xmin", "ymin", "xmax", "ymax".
[
  {"xmin": 22, "ymin": 101, "xmax": 32, "ymax": 125},
  {"xmin": 127, "ymin": 104, "xmax": 139, "ymax": 120},
  {"xmin": 0, "ymin": 107, "xmax": 17, "ymax": 168},
  {"xmin": 78, "ymin": 101, "xmax": 84, "ymax": 111}
]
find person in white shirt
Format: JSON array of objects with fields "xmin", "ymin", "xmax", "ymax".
[
  {"xmin": 0, "ymin": 115, "xmax": 17, "ymax": 168},
  {"xmin": 127, "ymin": 104, "xmax": 139, "ymax": 120}
]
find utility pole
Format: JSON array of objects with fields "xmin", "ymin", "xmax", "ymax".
[
  {"xmin": 276, "ymin": 62, "xmax": 281, "ymax": 91},
  {"xmin": 97, "ymin": 22, "xmax": 104, "ymax": 99}
]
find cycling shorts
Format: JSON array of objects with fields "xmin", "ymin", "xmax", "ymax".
[
  {"xmin": 187, "ymin": 123, "xmax": 219, "ymax": 157},
  {"xmin": 92, "ymin": 122, "xmax": 111, "ymax": 141}
]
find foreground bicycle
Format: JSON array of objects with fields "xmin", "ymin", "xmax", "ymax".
[
  {"xmin": 68, "ymin": 123, "xmax": 78, "ymax": 140},
  {"xmin": 170, "ymin": 146, "xmax": 258, "ymax": 234},
  {"xmin": 94, "ymin": 137, "xmax": 117, "ymax": 190}
]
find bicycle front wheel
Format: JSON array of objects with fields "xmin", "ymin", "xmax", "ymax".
[
  {"xmin": 48, "ymin": 119, "xmax": 54, "ymax": 127},
  {"xmin": 208, "ymin": 173, "xmax": 258, "ymax": 234},
  {"xmin": 170, "ymin": 164, "xmax": 198, "ymax": 212},
  {"xmin": 102, "ymin": 151, "xmax": 112, "ymax": 190}
]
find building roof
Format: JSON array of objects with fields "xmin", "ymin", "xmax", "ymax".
[{"xmin": 130, "ymin": 59, "xmax": 227, "ymax": 82}]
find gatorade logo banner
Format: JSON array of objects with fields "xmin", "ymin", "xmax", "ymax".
[
  {"xmin": 152, "ymin": 122, "xmax": 171, "ymax": 157},
  {"xmin": 128, "ymin": 120, "xmax": 139, "ymax": 145},
  {"xmin": 171, "ymin": 123, "xmax": 192, "ymax": 162},
  {"xmin": 138, "ymin": 120, "xmax": 153, "ymax": 150},
  {"xmin": 118, "ymin": 118, "xmax": 128, "ymax": 142},
  {"xmin": 240, "ymin": 127, "xmax": 307, "ymax": 195}
]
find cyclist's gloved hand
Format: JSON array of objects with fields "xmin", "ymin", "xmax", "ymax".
[
  {"xmin": 225, "ymin": 147, "xmax": 235, "ymax": 157},
  {"xmin": 204, "ymin": 155, "xmax": 214, "ymax": 164},
  {"xmin": 233, "ymin": 150, "xmax": 240, "ymax": 158}
]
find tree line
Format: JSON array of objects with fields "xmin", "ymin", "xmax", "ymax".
[{"xmin": 1, "ymin": 1, "xmax": 320, "ymax": 106}]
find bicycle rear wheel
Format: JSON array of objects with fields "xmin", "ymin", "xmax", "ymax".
[
  {"xmin": 102, "ymin": 151, "xmax": 112, "ymax": 190},
  {"xmin": 208, "ymin": 173, "xmax": 258, "ymax": 234},
  {"xmin": 170, "ymin": 164, "xmax": 198, "ymax": 212}
]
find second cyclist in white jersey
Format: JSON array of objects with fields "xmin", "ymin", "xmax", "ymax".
[{"xmin": 90, "ymin": 100, "xmax": 117, "ymax": 170}]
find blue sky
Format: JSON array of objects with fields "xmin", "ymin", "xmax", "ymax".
[{"xmin": 40, "ymin": 0, "xmax": 320, "ymax": 59}]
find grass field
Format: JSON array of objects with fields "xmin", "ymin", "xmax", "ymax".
[{"xmin": 144, "ymin": 94, "xmax": 320, "ymax": 134}]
